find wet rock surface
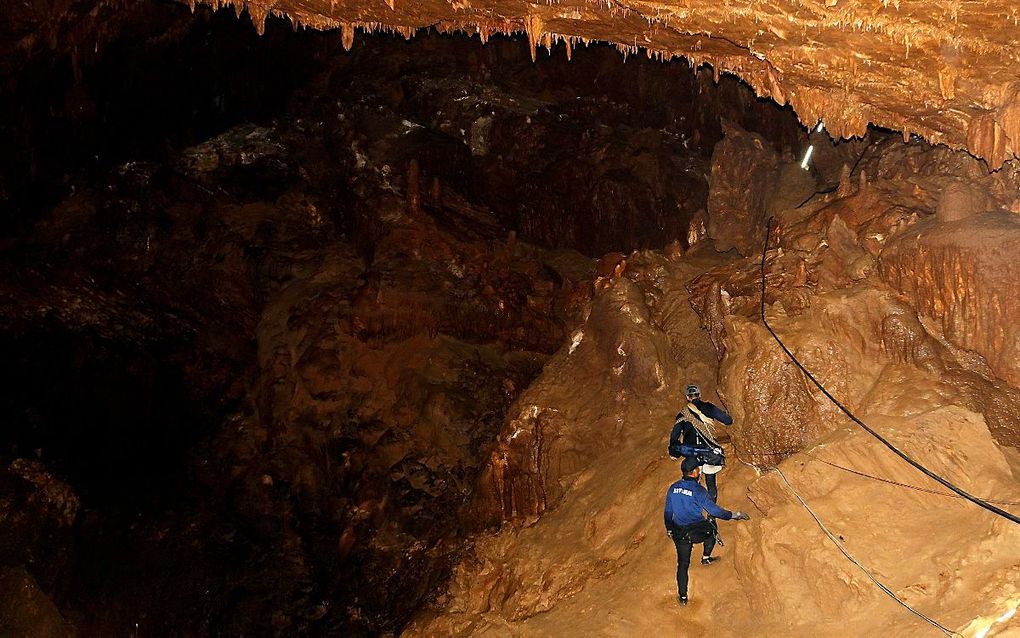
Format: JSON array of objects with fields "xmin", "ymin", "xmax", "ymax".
[
  {"xmin": 879, "ymin": 213, "xmax": 1020, "ymax": 388},
  {"xmin": 3, "ymin": 8, "xmax": 1019, "ymax": 637},
  {"xmin": 0, "ymin": 23, "xmax": 810, "ymax": 636},
  {"xmin": 706, "ymin": 122, "xmax": 784, "ymax": 255},
  {"xmin": 408, "ymin": 117, "xmax": 1020, "ymax": 637}
]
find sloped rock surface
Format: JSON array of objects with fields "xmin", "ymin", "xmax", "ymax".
[
  {"xmin": 0, "ymin": 566, "xmax": 75, "ymax": 638},
  {"xmin": 476, "ymin": 271, "xmax": 684, "ymax": 525},
  {"xmin": 408, "ymin": 120, "xmax": 1020, "ymax": 638}
]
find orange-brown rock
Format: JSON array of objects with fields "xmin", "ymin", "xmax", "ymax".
[
  {"xmin": 879, "ymin": 212, "xmax": 1020, "ymax": 388},
  {"xmin": 193, "ymin": 0, "xmax": 1020, "ymax": 167},
  {"xmin": 408, "ymin": 241, "xmax": 1020, "ymax": 637},
  {"xmin": 690, "ymin": 141, "xmax": 1020, "ymax": 452},
  {"xmin": 706, "ymin": 122, "xmax": 782, "ymax": 255},
  {"xmin": 477, "ymin": 273, "xmax": 682, "ymax": 524},
  {"xmin": 0, "ymin": 566, "xmax": 75, "ymax": 638}
]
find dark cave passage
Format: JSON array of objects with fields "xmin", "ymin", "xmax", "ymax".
[
  {"xmin": 0, "ymin": 332, "xmax": 204, "ymax": 508},
  {"xmin": 9, "ymin": 3, "xmax": 1003, "ymax": 637},
  {"xmin": 2, "ymin": 2, "xmax": 806, "ymax": 253}
]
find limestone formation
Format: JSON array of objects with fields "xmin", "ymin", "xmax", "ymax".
[
  {"xmin": 183, "ymin": 0, "xmax": 1020, "ymax": 167},
  {"xmin": 2, "ymin": 7, "xmax": 1019, "ymax": 637}
]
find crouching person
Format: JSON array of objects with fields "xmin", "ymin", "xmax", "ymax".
[{"xmin": 664, "ymin": 457, "xmax": 751, "ymax": 606}]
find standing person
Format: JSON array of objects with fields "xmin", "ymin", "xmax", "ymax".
[
  {"xmin": 664, "ymin": 457, "xmax": 751, "ymax": 606},
  {"xmin": 668, "ymin": 383, "xmax": 733, "ymax": 502}
]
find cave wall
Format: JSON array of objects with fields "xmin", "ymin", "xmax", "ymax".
[
  {"xmin": 3, "ymin": 3, "xmax": 1019, "ymax": 635},
  {"xmin": 688, "ymin": 126, "xmax": 1020, "ymax": 456},
  {"xmin": 406, "ymin": 100, "xmax": 1020, "ymax": 638},
  {"xmin": 0, "ymin": 17, "xmax": 814, "ymax": 635},
  {"xmin": 2, "ymin": 2, "xmax": 806, "ymax": 256}
]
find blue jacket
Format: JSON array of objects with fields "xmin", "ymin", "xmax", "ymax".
[
  {"xmin": 670, "ymin": 399, "xmax": 733, "ymax": 452},
  {"xmin": 664, "ymin": 477, "xmax": 733, "ymax": 530}
]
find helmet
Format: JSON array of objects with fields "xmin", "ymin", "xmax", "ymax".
[
  {"xmin": 681, "ymin": 457, "xmax": 701, "ymax": 474},
  {"xmin": 685, "ymin": 384, "xmax": 701, "ymax": 398}
]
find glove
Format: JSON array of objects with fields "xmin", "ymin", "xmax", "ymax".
[{"xmin": 732, "ymin": 512, "xmax": 751, "ymax": 521}]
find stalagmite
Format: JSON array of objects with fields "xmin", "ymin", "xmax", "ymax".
[
  {"xmin": 430, "ymin": 176, "xmax": 441, "ymax": 206},
  {"xmin": 7, "ymin": 5, "xmax": 1020, "ymax": 637},
  {"xmin": 837, "ymin": 163, "xmax": 853, "ymax": 197},
  {"xmin": 406, "ymin": 158, "xmax": 421, "ymax": 217}
]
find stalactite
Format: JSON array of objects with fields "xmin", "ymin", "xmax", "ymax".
[
  {"xmin": 341, "ymin": 22, "xmax": 355, "ymax": 51},
  {"xmin": 248, "ymin": 4, "xmax": 269, "ymax": 36},
  {"xmin": 185, "ymin": 0, "xmax": 1020, "ymax": 165},
  {"xmin": 524, "ymin": 15, "xmax": 544, "ymax": 62}
]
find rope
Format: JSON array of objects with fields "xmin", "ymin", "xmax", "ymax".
[
  {"xmin": 794, "ymin": 137, "xmax": 875, "ymax": 209},
  {"xmin": 683, "ymin": 403, "xmax": 723, "ymax": 449},
  {"xmin": 803, "ymin": 453, "xmax": 1020, "ymax": 507},
  {"xmin": 728, "ymin": 445, "xmax": 1020, "ymax": 507},
  {"xmin": 758, "ymin": 216, "xmax": 1020, "ymax": 525},
  {"xmin": 721, "ymin": 440, "xmax": 959, "ymax": 636},
  {"xmin": 772, "ymin": 466, "xmax": 960, "ymax": 637}
]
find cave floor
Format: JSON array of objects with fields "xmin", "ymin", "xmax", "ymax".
[
  {"xmin": 407, "ymin": 241, "xmax": 1020, "ymax": 637},
  {"xmin": 473, "ymin": 255, "xmax": 765, "ymax": 636},
  {"xmin": 408, "ymin": 248, "xmax": 775, "ymax": 635}
]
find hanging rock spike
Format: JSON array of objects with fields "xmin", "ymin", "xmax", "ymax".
[
  {"xmin": 767, "ymin": 66, "xmax": 786, "ymax": 105},
  {"xmin": 183, "ymin": 0, "xmax": 1020, "ymax": 165},
  {"xmin": 524, "ymin": 15, "xmax": 543, "ymax": 62},
  {"xmin": 248, "ymin": 3, "xmax": 269, "ymax": 35},
  {"xmin": 341, "ymin": 22, "xmax": 355, "ymax": 50}
]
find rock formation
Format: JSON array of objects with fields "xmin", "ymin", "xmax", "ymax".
[
  {"xmin": 172, "ymin": 0, "xmax": 1020, "ymax": 168},
  {"xmin": 407, "ymin": 85, "xmax": 1020, "ymax": 638},
  {"xmin": 1, "ymin": 5, "xmax": 1019, "ymax": 637}
]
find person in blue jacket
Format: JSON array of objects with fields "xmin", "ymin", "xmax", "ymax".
[
  {"xmin": 668, "ymin": 383, "xmax": 733, "ymax": 502},
  {"xmin": 664, "ymin": 456, "xmax": 751, "ymax": 606}
]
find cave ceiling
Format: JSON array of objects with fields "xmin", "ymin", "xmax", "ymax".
[{"xmin": 183, "ymin": 0, "xmax": 1020, "ymax": 168}]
